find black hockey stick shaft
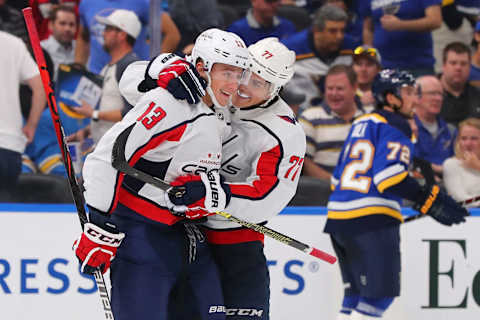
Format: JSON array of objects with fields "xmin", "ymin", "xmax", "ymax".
[
  {"xmin": 23, "ymin": 8, "xmax": 115, "ymax": 319},
  {"xmin": 111, "ymin": 126, "xmax": 336, "ymax": 264}
]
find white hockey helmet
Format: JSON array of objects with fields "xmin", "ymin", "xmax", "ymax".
[
  {"xmin": 190, "ymin": 28, "xmax": 249, "ymax": 107},
  {"xmin": 191, "ymin": 28, "xmax": 250, "ymax": 72},
  {"xmin": 248, "ymin": 37, "xmax": 295, "ymax": 99}
]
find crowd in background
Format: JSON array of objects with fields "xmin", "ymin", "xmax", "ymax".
[{"xmin": 1, "ymin": 0, "xmax": 480, "ymax": 207}]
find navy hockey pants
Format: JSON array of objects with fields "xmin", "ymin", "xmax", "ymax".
[
  {"xmin": 211, "ymin": 241, "xmax": 270, "ymax": 319},
  {"xmin": 109, "ymin": 206, "xmax": 225, "ymax": 320}
]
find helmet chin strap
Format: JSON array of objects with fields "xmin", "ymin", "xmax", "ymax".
[
  {"xmin": 204, "ymin": 72, "xmax": 226, "ymax": 109},
  {"xmin": 259, "ymin": 86, "xmax": 281, "ymax": 107}
]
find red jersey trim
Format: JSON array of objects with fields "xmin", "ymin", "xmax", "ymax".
[
  {"xmin": 230, "ymin": 145, "xmax": 281, "ymax": 200},
  {"xmin": 117, "ymin": 187, "xmax": 182, "ymax": 225},
  {"xmin": 109, "ymin": 123, "xmax": 187, "ymax": 214},
  {"xmin": 204, "ymin": 228, "xmax": 264, "ymax": 244}
]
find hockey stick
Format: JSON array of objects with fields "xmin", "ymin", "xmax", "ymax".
[
  {"xmin": 22, "ymin": 8, "xmax": 115, "ymax": 320},
  {"xmin": 111, "ymin": 125, "xmax": 337, "ymax": 264},
  {"xmin": 404, "ymin": 158, "xmax": 436, "ymax": 224}
]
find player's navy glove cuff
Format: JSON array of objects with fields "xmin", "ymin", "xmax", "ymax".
[{"xmin": 413, "ymin": 184, "xmax": 468, "ymax": 226}]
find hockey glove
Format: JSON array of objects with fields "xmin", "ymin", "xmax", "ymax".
[
  {"xmin": 413, "ymin": 184, "xmax": 469, "ymax": 226},
  {"xmin": 137, "ymin": 53, "xmax": 207, "ymax": 104},
  {"xmin": 165, "ymin": 172, "xmax": 231, "ymax": 219},
  {"xmin": 73, "ymin": 221, "xmax": 125, "ymax": 275}
]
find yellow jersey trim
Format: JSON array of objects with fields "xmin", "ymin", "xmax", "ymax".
[
  {"xmin": 377, "ymin": 171, "xmax": 408, "ymax": 193},
  {"xmin": 327, "ymin": 206, "xmax": 404, "ymax": 222},
  {"xmin": 296, "ymin": 53, "xmax": 315, "ymax": 61},
  {"xmin": 40, "ymin": 155, "xmax": 63, "ymax": 173}
]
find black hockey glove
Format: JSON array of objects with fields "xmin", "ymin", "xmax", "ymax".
[
  {"xmin": 165, "ymin": 172, "xmax": 231, "ymax": 219},
  {"xmin": 413, "ymin": 184, "xmax": 468, "ymax": 226},
  {"xmin": 137, "ymin": 53, "xmax": 207, "ymax": 104}
]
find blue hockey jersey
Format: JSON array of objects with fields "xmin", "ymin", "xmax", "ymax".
[{"xmin": 325, "ymin": 110, "xmax": 414, "ymax": 234}]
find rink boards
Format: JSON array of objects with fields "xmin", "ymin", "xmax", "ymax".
[{"xmin": 0, "ymin": 204, "xmax": 479, "ymax": 320}]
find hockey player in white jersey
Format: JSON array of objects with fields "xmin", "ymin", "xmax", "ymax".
[
  {"xmin": 148, "ymin": 37, "xmax": 306, "ymax": 319},
  {"xmin": 72, "ymin": 28, "xmax": 250, "ymax": 320}
]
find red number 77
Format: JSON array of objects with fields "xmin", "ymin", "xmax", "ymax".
[{"xmin": 285, "ymin": 156, "xmax": 304, "ymax": 181}]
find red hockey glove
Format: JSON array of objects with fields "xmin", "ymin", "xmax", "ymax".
[
  {"xmin": 165, "ymin": 171, "xmax": 231, "ymax": 219},
  {"xmin": 137, "ymin": 53, "xmax": 207, "ymax": 104},
  {"xmin": 73, "ymin": 222, "xmax": 125, "ymax": 275}
]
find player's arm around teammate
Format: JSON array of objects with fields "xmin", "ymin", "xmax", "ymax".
[
  {"xmin": 73, "ymin": 28, "xmax": 250, "ymax": 320},
  {"xmin": 148, "ymin": 37, "xmax": 306, "ymax": 319}
]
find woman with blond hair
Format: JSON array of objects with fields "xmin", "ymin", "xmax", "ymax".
[{"xmin": 443, "ymin": 117, "xmax": 480, "ymax": 207}]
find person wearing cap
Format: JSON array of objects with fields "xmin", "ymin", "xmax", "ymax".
[
  {"xmin": 352, "ymin": 45, "xmax": 382, "ymax": 109},
  {"xmin": 469, "ymin": 21, "xmax": 480, "ymax": 87},
  {"xmin": 74, "ymin": 0, "xmax": 150, "ymax": 74},
  {"xmin": 68, "ymin": 9, "xmax": 140, "ymax": 145}
]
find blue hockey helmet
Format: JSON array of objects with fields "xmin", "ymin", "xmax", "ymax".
[{"xmin": 372, "ymin": 69, "xmax": 416, "ymax": 109}]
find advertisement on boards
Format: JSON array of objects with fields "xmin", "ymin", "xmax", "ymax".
[{"xmin": 0, "ymin": 205, "xmax": 479, "ymax": 319}]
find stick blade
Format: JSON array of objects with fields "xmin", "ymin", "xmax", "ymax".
[{"xmin": 310, "ymin": 248, "xmax": 337, "ymax": 264}]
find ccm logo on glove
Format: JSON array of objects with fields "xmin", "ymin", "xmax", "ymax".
[{"xmin": 85, "ymin": 227, "xmax": 123, "ymax": 246}]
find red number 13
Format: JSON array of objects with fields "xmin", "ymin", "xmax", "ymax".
[{"xmin": 137, "ymin": 102, "xmax": 166, "ymax": 130}]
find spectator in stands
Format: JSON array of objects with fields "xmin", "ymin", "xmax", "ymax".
[
  {"xmin": 227, "ymin": 0, "xmax": 296, "ymax": 46},
  {"xmin": 75, "ymin": 0, "xmax": 180, "ymax": 74},
  {"xmin": 469, "ymin": 21, "xmax": 480, "ymax": 87},
  {"xmin": 325, "ymin": 0, "xmax": 363, "ymax": 48},
  {"xmin": 29, "ymin": 0, "xmax": 79, "ymax": 42},
  {"xmin": 414, "ymin": 75, "xmax": 456, "ymax": 177},
  {"xmin": 282, "ymin": 4, "xmax": 353, "ymax": 110},
  {"xmin": 352, "ymin": 45, "xmax": 382, "ymax": 109},
  {"xmin": 299, "ymin": 64, "xmax": 371, "ymax": 181},
  {"xmin": 40, "ymin": 4, "xmax": 77, "ymax": 80},
  {"xmin": 168, "ymin": 0, "xmax": 223, "ymax": 53},
  {"xmin": 361, "ymin": 0, "xmax": 442, "ymax": 77},
  {"xmin": 69, "ymin": 9, "xmax": 140, "ymax": 144},
  {"xmin": 444, "ymin": 117, "xmax": 480, "ymax": 207},
  {"xmin": 0, "ymin": 31, "xmax": 46, "ymax": 195},
  {"xmin": 0, "ymin": 0, "xmax": 28, "ymax": 42},
  {"xmin": 439, "ymin": 42, "xmax": 480, "ymax": 126}
]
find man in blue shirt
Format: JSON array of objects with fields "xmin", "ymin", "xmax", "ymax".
[
  {"xmin": 361, "ymin": 0, "xmax": 442, "ymax": 77},
  {"xmin": 469, "ymin": 21, "xmax": 480, "ymax": 86},
  {"xmin": 227, "ymin": 0, "xmax": 296, "ymax": 46},
  {"xmin": 413, "ymin": 75, "xmax": 456, "ymax": 178}
]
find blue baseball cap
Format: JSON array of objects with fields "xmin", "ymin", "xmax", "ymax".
[{"xmin": 476, "ymin": 21, "xmax": 480, "ymax": 32}]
